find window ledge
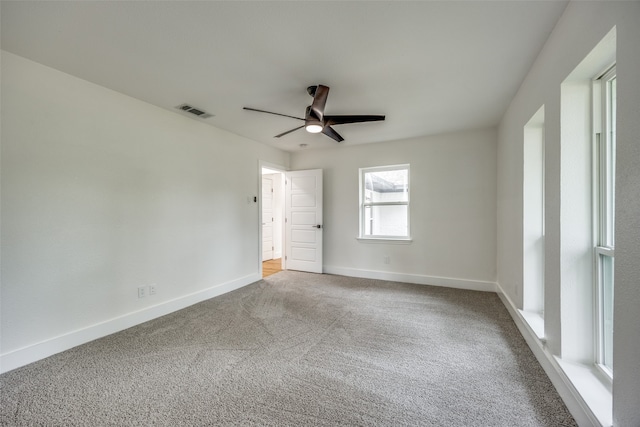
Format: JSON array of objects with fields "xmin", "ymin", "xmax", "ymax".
[
  {"xmin": 556, "ymin": 358, "xmax": 612, "ymax": 427},
  {"xmin": 356, "ymin": 237, "xmax": 413, "ymax": 244},
  {"xmin": 519, "ymin": 310, "xmax": 545, "ymax": 340}
]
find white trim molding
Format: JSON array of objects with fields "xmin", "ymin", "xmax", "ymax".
[
  {"xmin": 324, "ymin": 265, "xmax": 496, "ymax": 292},
  {"xmin": 0, "ymin": 273, "xmax": 260, "ymax": 374},
  {"xmin": 496, "ymin": 282, "xmax": 612, "ymax": 427}
]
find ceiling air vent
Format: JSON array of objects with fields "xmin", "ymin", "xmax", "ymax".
[{"xmin": 176, "ymin": 104, "xmax": 214, "ymax": 119}]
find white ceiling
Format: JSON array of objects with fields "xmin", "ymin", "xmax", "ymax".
[{"xmin": 1, "ymin": 1, "xmax": 568, "ymax": 152}]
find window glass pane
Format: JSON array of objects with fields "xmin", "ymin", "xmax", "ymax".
[
  {"xmin": 364, "ymin": 205, "xmax": 372, "ymax": 235},
  {"xmin": 363, "ymin": 205, "xmax": 408, "ymax": 237},
  {"xmin": 363, "ymin": 169, "xmax": 408, "ymax": 203},
  {"xmin": 600, "ymin": 254, "xmax": 614, "ymax": 371}
]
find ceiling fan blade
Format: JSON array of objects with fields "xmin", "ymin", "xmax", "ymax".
[
  {"xmin": 322, "ymin": 126, "xmax": 344, "ymax": 142},
  {"xmin": 274, "ymin": 125, "xmax": 305, "ymax": 138},
  {"xmin": 324, "ymin": 115, "xmax": 385, "ymax": 126},
  {"xmin": 243, "ymin": 107, "xmax": 304, "ymax": 121},
  {"xmin": 310, "ymin": 85, "xmax": 330, "ymax": 120}
]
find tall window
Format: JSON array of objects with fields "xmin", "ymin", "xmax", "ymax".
[
  {"xmin": 594, "ymin": 66, "xmax": 616, "ymax": 374},
  {"xmin": 359, "ymin": 165, "xmax": 410, "ymax": 239},
  {"xmin": 523, "ymin": 106, "xmax": 545, "ymax": 321}
]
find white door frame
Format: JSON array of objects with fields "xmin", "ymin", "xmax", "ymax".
[
  {"xmin": 258, "ymin": 161, "xmax": 286, "ymax": 277},
  {"xmin": 258, "ymin": 162, "xmax": 324, "ymax": 276}
]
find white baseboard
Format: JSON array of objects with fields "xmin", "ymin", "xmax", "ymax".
[
  {"xmin": 495, "ymin": 283, "xmax": 611, "ymax": 427},
  {"xmin": 324, "ymin": 265, "xmax": 497, "ymax": 292},
  {"xmin": 0, "ymin": 273, "xmax": 260, "ymax": 374}
]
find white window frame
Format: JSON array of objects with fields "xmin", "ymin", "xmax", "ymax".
[
  {"xmin": 592, "ymin": 65, "xmax": 616, "ymax": 378},
  {"xmin": 522, "ymin": 106, "xmax": 545, "ymax": 326},
  {"xmin": 358, "ymin": 164, "xmax": 411, "ymax": 241}
]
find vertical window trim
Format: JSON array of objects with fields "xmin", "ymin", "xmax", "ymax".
[{"xmin": 358, "ymin": 164, "xmax": 411, "ymax": 241}]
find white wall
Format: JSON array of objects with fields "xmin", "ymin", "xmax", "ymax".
[
  {"xmin": 612, "ymin": 2, "xmax": 640, "ymax": 424},
  {"xmin": 291, "ymin": 128, "xmax": 497, "ymax": 290},
  {"xmin": 0, "ymin": 51, "xmax": 289, "ymax": 371},
  {"xmin": 496, "ymin": 1, "xmax": 640, "ymax": 425}
]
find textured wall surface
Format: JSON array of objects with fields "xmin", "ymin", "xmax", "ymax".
[{"xmin": 611, "ymin": 2, "xmax": 640, "ymax": 425}]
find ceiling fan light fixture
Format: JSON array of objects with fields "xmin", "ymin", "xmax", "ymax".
[{"xmin": 305, "ymin": 124, "xmax": 323, "ymax": 133}]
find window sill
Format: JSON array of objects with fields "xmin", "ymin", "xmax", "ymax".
[
  {"xmin": 556, "ymin": 358, "xmax": 612, "ymax": 427},
  {"xmin": 519, "ymin": 310, "xmax": 545, "ymax": 340},
  {"xmin": 356, "ymin": 237, "xmax": 413, "ymax": 244}
]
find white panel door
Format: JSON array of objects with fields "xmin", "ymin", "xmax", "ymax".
[
  {"xmin": 285, "ymin": 169, "xmax": 323, "ymax": 273},
  {"xmin": 262, "ymin": 176, "xmax": 274, "ymax": 261}
]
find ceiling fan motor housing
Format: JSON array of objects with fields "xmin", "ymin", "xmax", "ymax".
[{"xmin": 307, "ymin": 85, "xmax": 318, "ymax": 97}]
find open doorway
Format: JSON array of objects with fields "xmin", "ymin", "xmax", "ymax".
[{"xmin": 261, "ymin": 166, "xmax": 284, "ymax": 277}]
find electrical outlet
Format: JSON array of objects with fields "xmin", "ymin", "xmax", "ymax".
[
  {"xmin": 138, "ymin": 286, "xmax": 147, "ymax": 298},
  {"xmin": 149, "ymin": 284, "xmax": 157, "ymax": 296},
  {"xmin": 383, "ymin": 255, "xmax": 390, "ymax": 264}
]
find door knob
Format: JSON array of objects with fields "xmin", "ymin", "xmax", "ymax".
[{"xmin": 314, "ymin": 224, "xmax": 322, "ymax": 229}]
